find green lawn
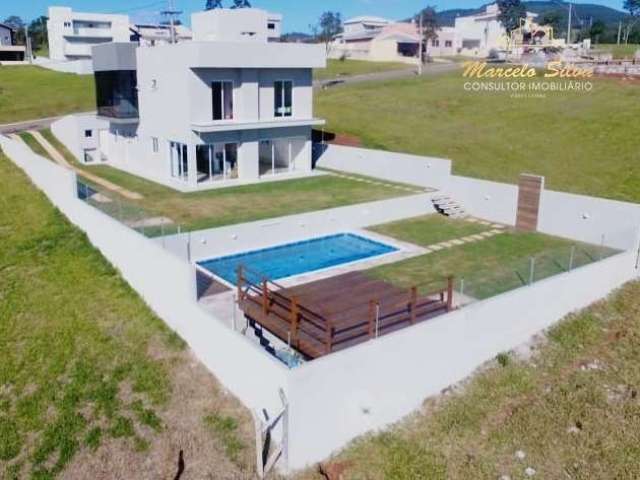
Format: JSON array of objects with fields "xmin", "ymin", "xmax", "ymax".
[
  {"xmin": 39, "ymin": 128, "xmax": 411, "ymax": 234},
  {"xmin": 316, "ymin": 71, "xmax": 640, "ymax": 203},
  {"xmin": 369, "ymin": 215, "xmax": 490, "ymax": 247},
  {"xmin": 314, "ymin": 59, "xmax": 413, "ymax": 81},
  {"xmin": 18, "ymin": 132, "xmax": 54, "ymax": 161},
  {"xmin": 595, "ymin": 43, "xmax": 639, "ymax": 58},
  {"xmin": 0, "ymin": 151, "xmax": 252, "ymax": 479},
  {"xmin": 297, "ymin": 279, "xmax": 640, "ymax": 479},
  {"xmin": 367, "ymin": 216, "xmax": 615, "ymax": 299},
  {"xmin": 0, "ymin": 66, "xmax": 95, "ymax": 124}
]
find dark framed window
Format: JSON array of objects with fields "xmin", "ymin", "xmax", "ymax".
[
  {"xmin": 274, "ymin": 80, "xmax": 293, "ymax": 118},
  {"xmin": 94, "ymin": 70, "xmax": 139, "ymax": 119},
  {"xmin": 84, "ymin": 129, "xmax": 92, "ymax": 138},
  {"xmin": 212, "ymin": 81, "xmax": 234, "ymax": 120}
]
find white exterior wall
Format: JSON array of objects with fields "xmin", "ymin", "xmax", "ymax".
[
  {"xmin": 316, "ymin": 144, "xmax": 452, "ymax": 190},
  {"xmin": 192, "ymin": 8, "xmax": 281, "ymax": 42},
  {"xmin": 47, "ymin": 7, "xmax": 130, "ymax": 62},
  {"xmin": 51, "ymin": 114, "xmax": 109, "ymax": 162}
]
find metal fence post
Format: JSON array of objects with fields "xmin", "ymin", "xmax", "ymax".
[
  {"xmin": 460, "ymin": 278, "xmax": 465, "ymax": 297},
  {"xmin": 375, "ymin": 302, "xmax": 380, "ymax": 338},
  {"xmin": 528, "ymin": 257, "xmax": 536, "ymax": 285},
  {"xmin": 600, "ymin": 234, "xmax": 606, "ymax": 260}
]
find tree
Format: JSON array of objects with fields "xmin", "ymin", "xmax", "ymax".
[
  {"xmin": 415, "ymin": 6, "xmax": 439, "ymax": 62},
  {"xmin": 539, "ymin": 9, "xmax": 564, "ymax": 35},
  {"xmin": 589, "ymin": 19, "xmax": 606, "ymax": 43},
  {"xmin": 311, "ymin": 11, "xmax": 343, "ymax": 52},
  {"xmin": 623, "ymin": 0, "xmax": 640, "ymax": 44},
  {"xmin": 497, "ymin": 0, "xmax": 526, "ymax": 48},
  {"xmin": 2, "ymin": 15, "xmax": 25, "ymax": 44},
  {"xmin": 27, "ymin": 16, "xmax": 48, "ymax": 53},
  {"xmin": 205, "ymin": 0, "xmax": 223, "ymax": 9}
]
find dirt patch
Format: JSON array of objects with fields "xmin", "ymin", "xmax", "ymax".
[
  {"xmin": 312, "ymin": 129, "xmax": 363, "ymax": 147},
  {"xmin": 61, "ymin": 349, "xmax": 255, "ymax": 480}
]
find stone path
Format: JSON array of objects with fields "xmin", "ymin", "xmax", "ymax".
[
  {"xmin": 423, "ymin": 219, "xmax": 507, "ymax": 255},
  {"xmin": 28, "ymin": 130, "xmax": 144, "ymax": 201},
  {"xmin": 327, "ymin": 170, "xmax": 430, "ymax": 194}
]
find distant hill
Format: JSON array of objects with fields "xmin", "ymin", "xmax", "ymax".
[
  {"xmin": 281, "ymin": 32, "xmax": 314, "ymax": 43},
  {"xmin": 434, "ymin": 1, "xmax": 628, "ymax": 30}
]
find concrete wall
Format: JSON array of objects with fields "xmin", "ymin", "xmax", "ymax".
[
  {"xmin": 0, "ymin": 134, "xmax": 288, "ymax": 429},
  {"xmin": 316, "ymin": 144, "xmax": 452, "ymax": 190},
  {"xmin": 446, "ymin": 175, "xmax": 519, "ymax": 225},
  {"xmin": 286, "ymin": 248, "xmax": 639, "ymax": 469},
  {"xmin": 51, "ymin": 114, "xmax": 109, "ymax": 162},
  {"xmin": 34, "ymin": 57, "xmax": 94, "ymax": 75}
]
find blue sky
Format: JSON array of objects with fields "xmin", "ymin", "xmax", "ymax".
[{"xmin": 7, "ymin": 0, "xmax": 627, "ymax": 32}]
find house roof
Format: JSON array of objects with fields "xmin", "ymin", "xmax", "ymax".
[
  {"xmin": 0, "ymin": 23, "xmax": 15, "ymax": 33},
  {"xmin": 343, "ymin": 16, "xmax": 391, "ymax": 25}
]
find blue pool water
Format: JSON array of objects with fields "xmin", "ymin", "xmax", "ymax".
[{"xmin": 198, "ymin": 233, "xmax": 398, "ymax": 285}]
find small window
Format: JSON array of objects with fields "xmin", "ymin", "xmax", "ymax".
[
  {"xmin": 431, "ymin": 39, "xmax": 439, "ymax": 47},
  {"xmin": 268, "ymin": 23, "xmax": 276, "ymax": 30},
  {"xmin": 445, "ymin": 40, "xmax": 452, "ymax": 48},
  {"xmin": 84, "ymin": 129, "xmax": 93, "ymax": 138},
  {"xmin": 274, "ymin": 80, "xmax": 293, "ymax": 118},
  {"xmin": 152, "ymin": 137, "xmax": 159, "ymax": 153},
  {"xmin": 212, "ymin": 81, "xmax": 234, "ymax": 120}
]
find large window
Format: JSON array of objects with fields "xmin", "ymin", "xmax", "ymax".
[
  {"xmin": 259, "ymin": 138, "xmax": 304, "ymax": 176},
  {"xmin": 95, "ymin": 70, "xmax": 139, "ymax": 119},
  {"xmin": 170, "ymin": 141, "xmax": 189, "ymax": 182},
  {"xmin": 196, "ymin": 143, "xmax": 238, "ymax": 183},
  {"xmin": 274, "ymin": 80, "xmax": 293, "ymax": 118},
  {"xmin": 212, "ymin": 81, "xmax": 234, "ymax": 121}
]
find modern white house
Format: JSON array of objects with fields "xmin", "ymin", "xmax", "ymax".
[
  {"xmin": 68, "ymin": 8, "xmax": 325, "ymax": 191},
  {"xmin": 47, "ymin": 6, "xmax": 131, "ymax": 61},
  {"xmin": 130, "ymin": 23, "xmax": 193, "ymax": 47}
]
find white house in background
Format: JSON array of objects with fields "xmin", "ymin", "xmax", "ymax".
[
  {"xmin": 67, "ymin": 8, "xmax": 324, "ymax": 191},
  {"xmin": 426, "ymin": 26, "xmax": 456, "ymax": 57},
  {"xmin": 47, "ymin": 6, "xmax": 130, "ymax": 61},
  {"xmin": 330, "ymin": 16, "xmax": 421, "ymax": 64}
]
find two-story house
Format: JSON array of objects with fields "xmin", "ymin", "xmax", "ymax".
[
  {"xmin": 47, "ymin": 6, "xmax": 131, "ymax": 61},
  {"xmin": 0, "ymin": 22, "xmax": 26, "ymax": 62},
  {"xmin": 90, "ymin": 8, "xmax": 325, "ymax": 191}
]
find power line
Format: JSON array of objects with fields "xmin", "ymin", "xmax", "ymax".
[{"xmin": 108, "ymin": 1, "xmax": 166, "ymax": 14}]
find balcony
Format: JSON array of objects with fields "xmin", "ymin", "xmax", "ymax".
[
  {"xmin": 191, "ymin": 117, "xmax": 325, "ymax": 133},
  {"xmin": 63, "ymin": 27, "xmax": 114, "ymax": 39},
  {"xmin": 63, "ymin": 43, "xmax": 94, "ymax": 57}
]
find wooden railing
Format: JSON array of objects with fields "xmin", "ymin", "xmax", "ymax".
[{"xmin": 237, "ymin": 265, "xmax": 454, "ymax": 356}]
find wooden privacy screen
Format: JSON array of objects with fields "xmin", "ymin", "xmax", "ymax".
[{"xmin": 516, "ymin": 174, "xmax": 545, "ymax": 231}]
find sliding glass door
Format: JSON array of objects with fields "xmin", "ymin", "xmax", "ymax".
[
  {"xmin": 169, "ymin": 141, "xmax": 189, "ymax": 182},
  {"xmin": 195, "ymin": 143, "xmax": 238, "ymax": 183},
  {"xmin": 259, "ymin": 138, "xmax": 303, "ymax": 176}
]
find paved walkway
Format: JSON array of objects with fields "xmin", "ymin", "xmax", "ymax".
[
  {"xmin": 327, "ymin": 170, "xmax": 430, "ymax": 194},
  {"xmin": 28, "ymin": 129, "xmax": 144, "ymax": 200}
]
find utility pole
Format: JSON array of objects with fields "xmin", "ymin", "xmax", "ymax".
[
  {"xmin": 418, "ymin": 13, "xmax": 423, "ymax": 75},
  {"xmin": 25, "ymin": 25, "xmax": 32, "ymax": 63},
  {"xmin": 161, "ymin": 0, "xmax": 182, "ymax": 44},
  {"xmin": 617, "ymin": 21, "xmax": 622, "ymax": 45},
  {"xmin": 566, "ymin": 2, "xmax": 572, "ymax": 45}
]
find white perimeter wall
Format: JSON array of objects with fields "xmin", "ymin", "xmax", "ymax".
[
  {"xmin": 51, "ymin": 114, "xmax": 109, "ymax": 162},
  {"xmin": 0, "ymin": 135, "xmax": 288, "ymax": 425},
  {"xmin": 4, "ymin": 136, "xmax": 640, "ymax": 472},
  {"xmin": 286, "ymin": 249, "xmax": 639, "ymax": 468},
  {"xmin": 316, "ymin": 144, "xmax": 452, "ymax": 190}
]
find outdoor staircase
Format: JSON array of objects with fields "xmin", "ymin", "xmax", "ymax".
[
  {"xmin": 249, "ymin": 319, "xmax": 277, "ymax": 357},
  {"xmin": 432, "ymin": 194, "xmax": 468, "ymax": 219}
]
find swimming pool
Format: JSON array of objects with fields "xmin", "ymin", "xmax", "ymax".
[{"xmin": 198, "ymin": 233, "xmax": 398, "ymax": 285}]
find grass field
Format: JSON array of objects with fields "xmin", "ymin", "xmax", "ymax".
[
  {"xmin": 0, "ymin": 151, "xmax": 253, "ymax": 479},
  {"xmin": 595, "ymin": 43, "xmax": 639, "ymax": 58},
  {"xmin": 18, "ymin": 132, "xmax": 54, "ymax": 160},
  {"xmin": 0, "ymin": 66, "xmax": 95, "ymax": 124},
  {"xmin": 297, "ymin": 279, "xmax": 640, "ymax": 479},
  {"xmin": 367, "ymin": 216, "xmax": 615, "ymax": 299},
  {"xmin": 316, "ymin": 71, "xmax": 640, "ymax": 203},
  {"xmin": 38, "ymin": 128, "xmax": 411, "ymax": 233},
  {"xmin": 314, "ymin": 59, "xmax": 413, "ymax": 81}
]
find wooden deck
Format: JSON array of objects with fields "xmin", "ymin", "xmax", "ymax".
[{"xmin": 238, "ymin": 269, "xmax": 453, "ymax": 359}]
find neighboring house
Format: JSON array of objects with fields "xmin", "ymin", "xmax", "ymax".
[
  {"xmin": 130, "ymin": 24, "xmax": 193, "ymax": 47},
  {"xmin": 426, "ymin": 27, "xmax": 456, "ymax": 57},
  {"xmin": 330, "ymin": 17, "xmax": 421, "ymax": 64},
  {"xmin": 0, "ymin": 23, "xmax": 26, "ymax": 62},
  {"xmin": 47, "ymin": 6, "xmax": 130, "ymax": 61},
  {"xmin": 84, "ymin": 8, "xmax": 324, "ymax": 191}
]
